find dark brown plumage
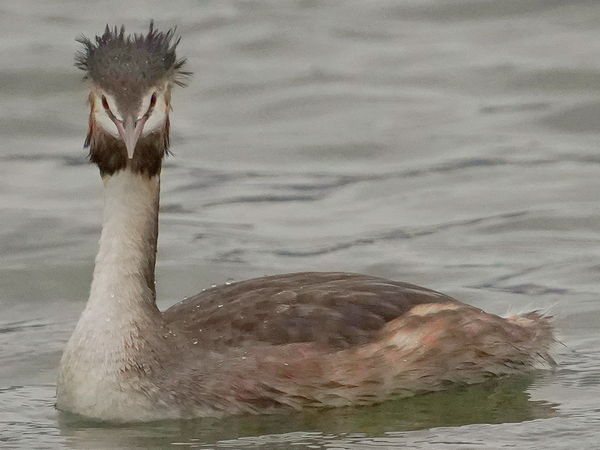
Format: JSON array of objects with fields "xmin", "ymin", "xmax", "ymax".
[
  {"xmin": 166, "ymin": 272, "xmax": 455, "ymax": 349},
  {"xmin": 158, "ymin": 272, "xmax": 554, "ymax": 417}
]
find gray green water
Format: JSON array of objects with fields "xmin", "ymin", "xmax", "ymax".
[{"xmin": 2, "ymin": 0, "xmax": 600, "ymax": 448}]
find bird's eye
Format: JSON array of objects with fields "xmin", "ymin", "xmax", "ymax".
[
  {"xmin": 101, "ymin": 95, "xmax": 110, "ymax": 110},
  {"xmin": 149, "ymin": 92, "xmax": 157, "ymax": 108}
]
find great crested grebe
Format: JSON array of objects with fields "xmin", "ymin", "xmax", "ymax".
[{"xmin": 56, "ymin": 24, "xmax": 554, "ymax": 422}]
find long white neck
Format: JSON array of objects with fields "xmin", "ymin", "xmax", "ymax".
[
  {"xmin": 57, "ymin": 170, "xmax": 168, "ymax": 419},
  {"xmin": 88, "ymin": 170, "xmax": 160, "ymax": 312}
]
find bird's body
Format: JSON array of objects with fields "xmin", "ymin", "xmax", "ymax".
[{"xmin": 56, "ymin": 24, "xmax": 554, "ymax": 422}]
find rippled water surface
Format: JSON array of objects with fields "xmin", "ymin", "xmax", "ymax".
[{"xmin": 2, "ymin": 0, "xmax": 600, "ymax": 448}]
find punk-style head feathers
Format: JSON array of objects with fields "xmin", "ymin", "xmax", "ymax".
[{"xmin": 75, "ymin": 22, "xmax": 190, "ymax": 94}]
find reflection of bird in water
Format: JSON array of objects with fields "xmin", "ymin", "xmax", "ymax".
[
  {"xmin": 56, "ymin": 23, "xmax": 555, "ymax": 422},
  {"xmin": 57, "ymin": 376, "xmax": 558, "ymax": 448}
]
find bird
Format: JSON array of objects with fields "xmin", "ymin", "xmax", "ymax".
[{"xmin": 56, "ymin": 23, "xmax": 555, "ymax": 423}]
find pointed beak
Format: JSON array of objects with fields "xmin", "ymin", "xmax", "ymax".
[{"xmin": 115, "ymin": 116, "xmax": 147, "ymax": 160}]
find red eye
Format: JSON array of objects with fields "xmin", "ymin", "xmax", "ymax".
[
  {"xmin": 149, "ymin": 93, "xmax": 157, "ymax": 108},
  {"xmin": 101, "ymin": 95, "xmax": 110, "ymax": 110}
]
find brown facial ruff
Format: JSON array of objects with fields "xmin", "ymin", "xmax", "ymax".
[
  {"xmin": 86, "ymin": 120, "xmax": 169, "ymax": 177},
  {"xmin": 77, "ymin": 23, "xmax": 188, "ymax": 177}
]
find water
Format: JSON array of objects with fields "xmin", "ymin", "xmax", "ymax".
[{"xmin": 1, "ymin": 0, "xmax": 600, "ymax": 448}]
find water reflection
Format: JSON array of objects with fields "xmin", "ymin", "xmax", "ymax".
[{"xmin": 57, "ymin": 375, "xmax": 557, "ymax": 448}]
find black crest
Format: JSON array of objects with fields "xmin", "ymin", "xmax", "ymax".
[{"xmin": 75, "ymin": 22, "xmax": 191, "ymax": 94}]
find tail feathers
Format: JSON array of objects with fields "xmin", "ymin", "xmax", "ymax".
[{"xmin": 507, "ymin": 310, "xmax": 556, "ymax": 368}]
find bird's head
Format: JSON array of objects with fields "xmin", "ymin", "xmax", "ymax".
[{"xmin": 76, "ymin": 23, "xmax": 190, "ymax": 176}]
